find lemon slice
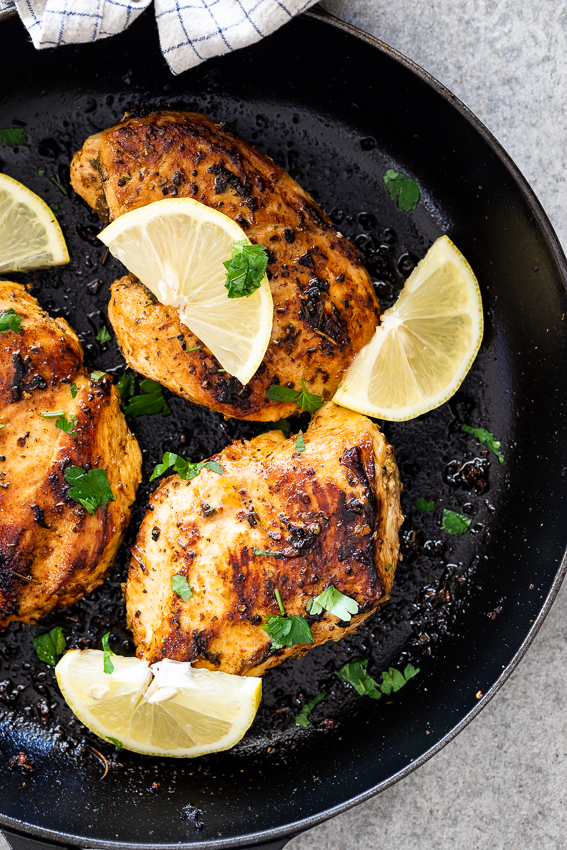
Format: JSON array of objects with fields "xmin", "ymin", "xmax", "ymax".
[
  {"xmin": 333, "ymin": 235, "xmax": 483, "ymax": 421},
  {"xmin": 55, "ymin": 650, "xmax": 262, "ymax": 758},
  {"xmin": 0, "ymin": 173, "xmax": 69, "ymax": 273},
  {"xmin": 98, "ymin": 198, "xmax": 273, "ymax": 385}
]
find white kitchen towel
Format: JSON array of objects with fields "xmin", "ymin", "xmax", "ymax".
[{"xmin": 2, "ymin": 0, "xmax": 318, "ymax": 74}]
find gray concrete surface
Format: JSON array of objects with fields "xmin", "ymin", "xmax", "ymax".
[{"xmin": 289, "ymin": 2, "xmax": 567, "ymax": 849}]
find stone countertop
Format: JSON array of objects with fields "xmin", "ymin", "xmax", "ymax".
[{"xmin": 290, "ymin": 2, "xmax": 567, "ymax": 848}]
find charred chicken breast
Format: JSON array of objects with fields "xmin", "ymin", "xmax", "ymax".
[
  {"xmin": 126, "ymin": 403, "xmax": 402, "ymax": 676},
  {"xmin": 70, "ymin": 112, "xmax": 380, "ymax": 420},
  {"xmin": 0, "ymin": 282, "xmax": 142, "ymax": 630}
]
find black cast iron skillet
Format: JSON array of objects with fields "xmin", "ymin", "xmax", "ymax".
[{"xmin": 1, "ymin": 6, "xmax": 567, "ymax": 850}]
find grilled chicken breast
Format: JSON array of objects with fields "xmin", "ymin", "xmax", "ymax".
[
  {"xmin": 126, "ymin": 403, "xmax": 402, "ymax": 676},
  {"xmin": 0, "ymin": 282, "xmax": 142, "ymax": 630},
  {"xmin": 71, "ymin": 112, "xmax": 380, "ymax": 420}
]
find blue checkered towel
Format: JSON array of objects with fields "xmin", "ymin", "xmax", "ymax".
[{"xmin": 0, "ymin": 0, "xmax": 318, "ymax": 74}]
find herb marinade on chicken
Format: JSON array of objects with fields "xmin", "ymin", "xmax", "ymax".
[
  {"xmin": 0, "ymin": 282, "xmax": 142, "ymax": 629},
  {"xmin": 70, "ymin": 112, "xmax": 381, "ymax": 420},
  {"xmin": 125, "ymin": 403, "xmax": 402, "ymax": 676}
]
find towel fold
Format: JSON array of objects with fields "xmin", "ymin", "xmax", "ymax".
[{"xmin": 2, "ymin": 0, "xmax": 318, "ymax": 74}]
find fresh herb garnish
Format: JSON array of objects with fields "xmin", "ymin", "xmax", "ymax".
[
  {"xmin": 441, "ymin": 508, "xmax": 471, "ymax": 536},
  {"xmin": 172, "ymin": 574, "xmax": 193, "ymax": 602},
  {"xmin": 462, "ymin": 423, "xmax": 505, "ymax": 464},
  {"xmin": 49, "ymin": 175, "xmax": 68, "ymax": 196},
  {"xmin": 50, "ymin": 203, "xmax": 59, "ymax": 217},
  {"xmin": 70, "ymin": 382, "xmax": 78, "ymax": 399},
  {"xmin": 106, "ymin": 737, "xmax": 122, "ymax": 750},
  {"xmin": 265, "ymin": 379, "xmax": 323, "ymax": 413},
  {"xmin": 96, "ymin": 326, "xmax": 112, "ymax": 344},
  {"xmin": 295, "ymin": 430, "xmax": 306, "ymax": 453},
  {"xmin": 0, "ymin": 308, "xmax": 23, "ymax": 334},
  {"xmin": 261, "ymin": 418, "xmax": 291, "ymax": 438},
  {"xmin": 55, "ymin": 412, "xmax": 78, "ymax": 438},
  {"xmin": 337, "ymin": 657, "xmax": 382, "ymax": 699},
  {"xmin": 42, "ymin": 410, "xmax": 65, "ymax": 418},
  {"xmin": 295, "ymin": 693, "xmax": 325, "ymax": 727},
  {"xmin": 123, "ymin": 379, "xmax": 171, "ymax": 417},
  {"xmin": 338, "ymin": 658, "xmax": 420, "ymax": 699},
  {"xmin": 385, "ymin": 563, "xmax": 392, "ymax": 572},
  {"xmin": 383, "ymin": 169, "xmax": 420, "ymax": 212},
  {"xmin": 260, "ymin": 589, "xmax": 314, "ymax": 649},
  {"xmin": 253, "ymin": 548, "xmax": 284, "ymax": 558},
  {"xmin": 116, "ymin": 371, "xmax": 135, "ymax": 406},
  {"xmin": 224, "ymin": 240, "xmax": 268, "ymax": 299},
  {"xmin": 37, "ymin": 168, "xmax": 46, "ymax": 177},
  {"xmin": 0, "ymin": 128, "xmax": 26, "ymax": 147},
  {"xmin": 101, "ymin": 632, "xmax": 114, "ymax": 674},
  {"xmin": 32, "ymin": 626, "xmax": 66, "ymax": 666},
  {"xmin": 64, "ymin": 466, "xmax": 115, "ymax": 515},
  {"xmin": 307, "ymin": 586, "xmax": 359, "ymax": 622},
  {"xmin": 416, "ymin": 498, "xmax": 435, "ymax": 512},
  {"xmin": 186, "ymin": 345, "xmax": 202, "ymax": 352},
  {"xmin": 150, "ymin": 451, "xmax": 223, "ymax": 482},
  {"xmin": 90, "ymin": 371, "xmax": 107, "ymax": 381}
]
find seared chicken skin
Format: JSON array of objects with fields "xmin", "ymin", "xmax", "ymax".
[
  {"xmin": 126, "ymin": 403, "xmax": 402, "ymax": 676},
  {"xmin": 71, "ymin": 112, "xmax": 380, "ymax": 420},
  {"xmin": 0, "ymin": 282, "xmax": 142, "ymax": 630}
]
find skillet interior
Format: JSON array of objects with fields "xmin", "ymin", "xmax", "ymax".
[{"xmin": 1, "ymin": 8, "xmax": 567, "ymax": 849}]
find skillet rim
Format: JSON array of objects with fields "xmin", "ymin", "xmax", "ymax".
[{"xmin": 1, "ymin": 6, "xmax": 567, "ymax": 849}]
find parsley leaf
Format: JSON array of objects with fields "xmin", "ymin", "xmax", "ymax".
[
  {"xmin": 64, "ymin": 466, "xmax": 115, "ymax": 515},
  {"xmin": 96, "ymin": 326, "xmax": 112, "ymax": 344},
  {"xmin": 261, "ymin": 418, "xmax": 291, "ymax": 438},
  {"xmin": 337, "ymin": 657, "xmax": 382, "ymax": 699},
  {"xmin": 462, "ymin": 423, "xmax": 505, "ymax": 464},
  {"xmin": 295, "ymin": 693, "xmax": 325, "ymax": 727},
  {"xmin": 416, "ymin": 498, "xmax": 435, "ymax": 512},
  {"xmin": 101, "ymin": 632, "xmax": 114, "ymax": 674},
  {"xmin": 383, "ymin": 169, "xmax": 420, "ymax": 212},
  {"xmin": 32, "ymin": 626, "xmax": 66, "ymax": 666},
  {"xmin": 150, "ymin": 451, "xmax": 224, "ymax": 482},
  {"xmin": 70, "ymin": 383, "xmax": 78, "ymax": 399},
  {"xmin": 224, "ymin": 241, "xmax": 268, "ymax": 298},
  {"xmin": 0, "ymin": 128, "xmax": 26, "ymax": 147},
  {"xmin": 123, "ymin": 379, "xmax": 171, "ymax": 417},
  {"xmin": 37, "ymin": 168, "xmax": 46, "ymax": 177},
  {"xmin": 265, "ymin": 379, "xmax": 323, "ymax": 413},
  {"xmin": 172, "ymin": 574, "xmax": 193, "ymax": 602},
  {"xmin": 90, "ymin": 371, "xmax": 106, "ymax": 382},
  {"xmin": 55, "ymin": 412, "xmax": 78, "ymax": 438},
  {"xmin": 441, "ymin": 508, "xmax": 471, "ymax": 536},
  {"xmin": 106, "ymin": 737, "xmax": 122, "ymax": 750},
  {"xmin": 295, "ymin": 430, "xmax": 306, "ymax": 452},
  {"xmin": 116, "ymin": 371, "xmax": 135, "ymax": 406},
  {"xmin": 306, "ymin": 585, "xmax": 359, "ymax": 621},
  {"xmin": 0, "ymin": 308, "xmax": 23, "ymax": 334},
  {"xmin": 261, "ymin": 615, "xmax": 313, "ymax": 648},
  {"xmin": 380, "ymin": 664, "xmax": 420, "ymax": 694}
]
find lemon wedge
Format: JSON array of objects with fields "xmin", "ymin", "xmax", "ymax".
[
  {"xmin": 98, "ymin": 198, "xmax": 273, "ymax": 385},
  {"xmin": 333, "ymin": 235, "xmax": 483, "ymax": 421},
  {"xmin": 55, "ymin": 650, "xmax": 262, "ymax": 758},
  {"xmin": 0, "ymin": 173, "xmax": 69, "ymax": 273}
]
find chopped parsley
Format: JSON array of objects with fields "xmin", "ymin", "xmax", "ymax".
[
  {"xmin": 338, "ymin": 658, "xmax": 420, "ymax": 699},
  {"xmin": 224, "ymin": 241, "xmax": 268, "ymax": 298},
  {"xmin": 106, "ymin": 737, "xmax": 122, "ymax": 750},
  {"xmin": 295, "ymin": 693, "xmax": 325, "ymax": 727},
  {"xmin": 383, "ymin": 169, "xmax": 420, "ymax": 212},
  {"xmin": 70, "ymin": 383, "xmax": 78, "ymax": 399},
  {"xmin": 49, "ymin": 175, "xmax": 68, "ymax": 196},
  {"xmin": 265, "ymin": 379, "xmax": 323, "ymax": 413},
  {"xmin": 295, "ymin": 430, "xmax": 306, "ymax": 452},
  {"xmin": 172, "ymin": 574, "xmax": 193, "ymax": 602},
  {"xmin": 186, "ymin": 345, "xmax": 202, "ymax": 352},
  {"xmin": 37, "ymin": 168, "xmax": 46, "ymax": 177},
  {"xmin": 32, "ymin": 626, "xmax": 66, "ymax": 666},
  {"xmin": 385, "ymin": 562, "xmax": 392, "ymax": 572},
  {"xmin": 462, "ymin": 423, "xmax": 505, "ymax": 464},
  {"xmin": 55, "ymin": 412, "xmax": 78, "ymax": 438},
  {"xmin": 116, "ymin": 371, "xmax": 135, "ymax": 406},
  {"xmin": 307, "ymin": 586, "xmax": 359, "ymax": 622},
  {"xmin": 253, "ymin": 548, "xmax": 284, "ymax": 559},
  {"xmin": 90, "ymin": 371, "xmax": 107, "ymax": 382},
  {"xmin": 260, "ymin": 588, "xmax": 313, "ymax": 648},
  {"xmin": 101, "ymin": 632, "xmax": 114, "ymax": 674},
  {"xmin": 416, "ymin": 498, "xmax": 435, "ymax": 512},
  {"xmin": 261, "ymin": 418, "xmax": 291, "ymax": 438},
  {"xmin": 123, "ymin": 379, "xmax": 171, "ymax": 417},
  {"xmin": 0, "ymin": 128, "xmax": 26, "ymax": 147},
  {"xmin": 0, "ymin": 308, "xmax": 23, "ymax": 334},
  {"xmin": 150, "ymin": 451, "xmax": 223, "ymax": 482},
  {"xmin": 64, "ymin": 466, "xmax": 115, "ymax": 515},
  {"xmin": 441, "ymin": 508, "xmax": 471, "ymax": 536},
  {"xmin": 42, "ymin": 410, "xmax": 65, "ymax": 418},
  {"xmin": 96, "ymin": 326, "xmax": 112, "ymax": 344}
]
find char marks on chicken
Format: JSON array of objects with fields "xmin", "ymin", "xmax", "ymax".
[{"xmin": 70, "ymin": 112, "xmax": 381, "ymax": 420}]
